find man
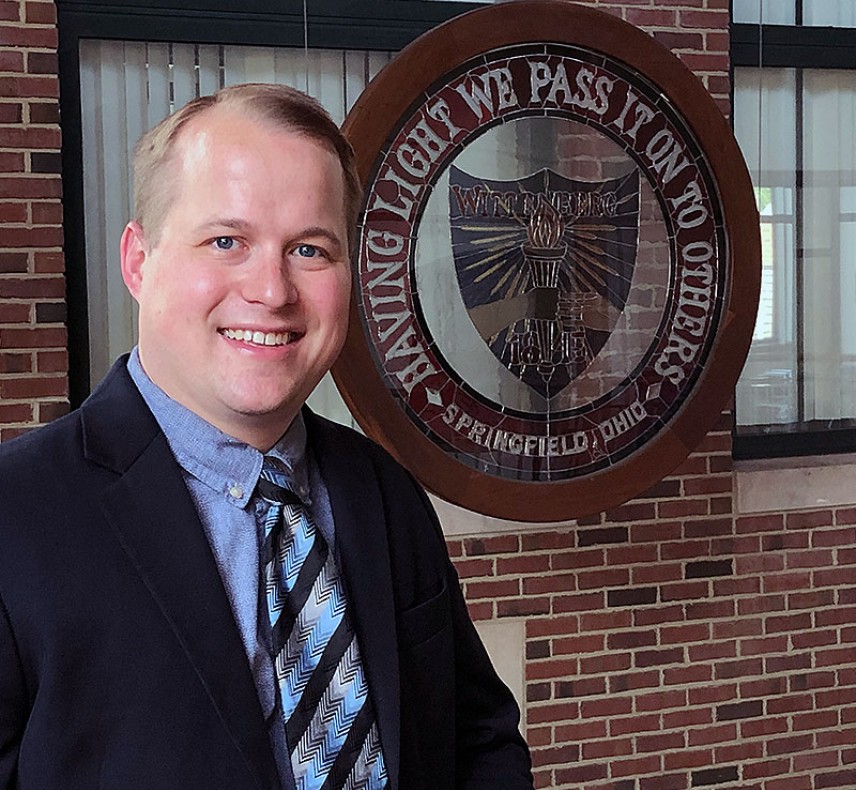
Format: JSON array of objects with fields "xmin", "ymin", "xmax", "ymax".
[{"xmin": 0, "ymin": 84, "xmax": 532, "ymax": 789}]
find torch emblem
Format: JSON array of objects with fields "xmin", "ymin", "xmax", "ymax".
[{"xmin": 449, "ymin": 166, "xmax": 641, "ymax": 399}]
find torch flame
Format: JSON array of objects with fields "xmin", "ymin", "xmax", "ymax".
[{"xmin": 527, "ymin": 197, "xmax": 565, "ymax": 248}]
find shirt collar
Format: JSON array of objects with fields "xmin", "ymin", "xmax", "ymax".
[{"xmin": 126, "ymin": 348, "xmax": 311, "ymax": 508}]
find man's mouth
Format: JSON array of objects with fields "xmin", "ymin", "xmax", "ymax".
[{"xmin": 220, "ymin": 328, "xmax": 297, "ymax": 347}]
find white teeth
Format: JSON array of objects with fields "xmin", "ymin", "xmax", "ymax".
[{"xmin": 222, "ymin": 328, "xmax": 291, "ymax": 346}]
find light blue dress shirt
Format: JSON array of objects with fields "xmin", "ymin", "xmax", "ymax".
[{"xmin": 127, "ymin": 348, "xmax": 338, "ymax": 789}]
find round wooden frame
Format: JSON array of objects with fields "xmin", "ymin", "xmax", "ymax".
[{"xmin": 332, "ymin": 0, "xmax": 760, "ymax": 522}]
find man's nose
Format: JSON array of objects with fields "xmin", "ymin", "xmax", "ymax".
[{"xmin": 242, "ymin": 249, "xmax": 297, "ymax": 307}]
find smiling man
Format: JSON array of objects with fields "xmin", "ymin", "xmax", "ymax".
[{"xmin": 0, "ymin": 84, "xmax": 532, "ymax": 789}]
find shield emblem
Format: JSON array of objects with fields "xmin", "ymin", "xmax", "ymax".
[{"xmin": 449, "ymin": 165, "xmax": 641, "ymax": 399}]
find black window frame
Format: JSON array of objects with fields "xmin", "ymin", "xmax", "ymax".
[
  {"xmin": 57, "ymin": 0, "xmax": 483, "ymax": 407},
  {"xmin": 730, "ymin": 16, "xmax": 856, "ymax": 460}
]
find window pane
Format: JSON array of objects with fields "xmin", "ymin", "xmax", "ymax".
[
  {"xmin": 804, "ymin": 0, "xmax": 856, "ymax": 27},
  {"xmin": 802, "ymin": 69, "xmax": 856, "ymax": 422},
  {"xmin": 734, "ymin": 68, "xmax": 799, "ymax": 427},
  {"xmin": 734, "ymin": 67, "xmax": 856, "ymax": 432},
  {"xmin": 732, "ymin": 0, "xmax": 795, "ymax": 25}
]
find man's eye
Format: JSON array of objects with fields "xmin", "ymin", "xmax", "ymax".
[
  {"xmin": 295, "ymin": 244, "xmax": 319, "ymax": 258},
  {"xmin": 213, "ymin": 236, "xmax": 236, "ymax": 251}
]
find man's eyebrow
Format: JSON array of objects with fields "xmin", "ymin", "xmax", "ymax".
[
  {"xmin": 196, "ymin": 218, "xmax": 253, "ymax": 233},
  {"xmin": 298, "ymin": 226, "xmax": 346, "ymax": 251}
]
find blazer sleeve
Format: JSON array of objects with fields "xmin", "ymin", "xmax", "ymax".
[{"xmin": 0, "ymin": 589, "xmax": 26, "ymax": 786}]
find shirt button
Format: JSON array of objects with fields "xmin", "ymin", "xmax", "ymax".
[{"xmin": 228, "ymin": 484, "xmax": 244, "ymax": 499}]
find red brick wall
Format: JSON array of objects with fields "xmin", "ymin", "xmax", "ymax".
[
  {"xmin": 0, "ymin": 0, "xmax": 67, "ymax": 442},
  {"xmin": 2, "ymin": 2, "xmax": 855, "ymax": 789}
]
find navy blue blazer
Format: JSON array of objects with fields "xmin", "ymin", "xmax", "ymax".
[{"xmin": 0, "ymin": 358, "xmax": 532, "ymax": 788}]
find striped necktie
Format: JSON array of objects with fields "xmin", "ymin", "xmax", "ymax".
[{"xmin": 257, "ymin": 458, "xmax": 387, "ymax": 790}]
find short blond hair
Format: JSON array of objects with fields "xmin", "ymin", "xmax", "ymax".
[{"xmin": 132, "ymin": 83, "xmax": 361, "ymax": 246}]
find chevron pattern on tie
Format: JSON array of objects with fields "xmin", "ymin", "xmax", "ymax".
[{"xmin": 258, "ymin": 458, "xmax": 387, "ymax": 790}]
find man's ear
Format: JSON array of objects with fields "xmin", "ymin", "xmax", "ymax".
[{"xmin": 120, "ymin": 221, "xmax": 149, "ymax": 300}]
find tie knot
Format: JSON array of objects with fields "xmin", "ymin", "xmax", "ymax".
[{"xmin": 257, "ymin": 457, "xmax": 304, "ymax": 506}]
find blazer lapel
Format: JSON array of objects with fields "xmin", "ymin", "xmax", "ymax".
[
  {"xmin": 81, "ymin": 360, "xmax": 278, "ymax": 788},
  {"xmin": 306, "ymin": 411, "xmax": 401, "ymax": 790}
]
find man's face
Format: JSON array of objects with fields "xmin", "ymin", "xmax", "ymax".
[{"xmin": 121, "ymin": 106, "xmax": 352, "ymax": 450}]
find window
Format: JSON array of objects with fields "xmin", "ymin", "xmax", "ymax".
[{"xmin": 731, "ymin": 1, "xmax": 856, "ymax": 457}]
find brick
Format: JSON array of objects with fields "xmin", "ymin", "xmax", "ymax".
[
  {"xmin": 464, "ymin": 534, "xmax": 518, "ymax": 555},
  {"xmin": 640, "ymin": 774, "xmax": 687, "ymax": 790},
  {"xmin": 737, "ymin": 594, "xmax": 785, "ymax": 615},
  {"xmin": 0, "ymin": 224, "xmax": 62, "ymax": 247},
  {"xmin": 525, "ymin": 682, "xmax": 550, "ymax": 703},
  {"xmin": 684, "ymin": 517, "xmax": 733, "ymax": 538},
  {"xmin": 0, "ymin": 202, "xmax": 27, "ymax": 222},
  {"xmin": 525, "ymin": 640, "xmax": 549, "ymax": 660},
  {"xmin": 664, "ymin": 747, "xmax": 713, "ymax": 771},
  {"xmin": 551, "ymin": 592, "xmax": 604, "ymax": 614},
  {"xmin": 685, "ymin": 600, "xmax": 735, "ymax": 620},
  {"xmin": 553, "ymin": 675, "xmax": 606, "ymax": 697},
  {"xmin": 661, "ymin": 540, "xmax": 709, "ymax": 561},
  {"xmin": 28, "ymin": 101, "xmax": 59, "ymax": 125},
  {"xmin": 764, "ymin": 572, "xmax": 811, "ymax": 593},
  {"xmin": 0, "ymin": 326, "xmax": 65, "ymax": 348},
  {"xmin": 689, "ymin": 641, "xmax": 738, "ymax": 663},
  {"xmin": 659, "ymin": 498, "xmax": 708, "ymax": 518},
  {"xmin": 522, "ymin": 574, "xmax": 576, "ymax": 595},
  {"xmin": 551, "ymin": 548, "xmax": 604, "ymax": 570},
  {"xmin": 632, "ymin": 562, "xmax": 682, "ymax": 584},
  {"xmin": 30, "ymin": 151, "xmax": 61, "ymax": 174},
  {"xmin": 637, "ymin": 478, "xmax": 681, "ymax": 499},
  {"xmin": 0, "ymin": 375, "xmax": 67, "ymax": 399},
  {"xmin": 607, "ymin": 586, "xmax": 656, "ymax": 607},
  {"xmin": 0, "ymin": 49, "xmax": 23, "ymax": 71},
  {"xmin": 0, "ymin": 277, "xmax": 64, "ymax": 299},
  {"xmin": 0, "ymin": 101, "xmax": 23, "ymax": 123},
  {"xmin": 521, "ymin": 531, "xmax": 575, "ymax": 551},
  {"xmin": 529, "ymin": 743, "xmax": 581, "ymax": 768},
  {"xmin": 608, "ymin": 669, "xmax": 659, "ymax": 693},
  {"xmin": 787, "ymin": 509, "xmax": 834, "ymax": 529},
  {"xmin": 465, "ymin": 578, "xmax": 519, "ymax": 599},
  {"xmin": 686, "ymin": 559, "xmax": 732, "ymax": 578},
  {"xmin": 33, "ymin": 252, "xmax": 63, "ymax": 273},
  {"xmin": 496, "ymin": 554, "xmax": 549, "ymax": 575},
  {"xmin": 688, "ymin": 724, "xmax": 737, "ymax": 747},
  {"xmin": 0, "ymin": 1, "xmax": 20, "ymax": 21},
  {"xmin": 0, "ymin": 302, "xmax": 30, "ymax": 322},
  {"xmin": 660, "ymin": 580, "xmax": 709, "ymax": 602},
  {"xmin": 24, "ymin": 1, "xmax": 57, "ymax": 24},
  {"xmin": 0, "ymin": 76, "xmax": 58, "ymax": 99},
  {"xmin": 0, "ymin": 26, "xmax": 57, "ymax": 47},
  {"xmin": 577, "ymin": 526, "xmax": 628, "ymax": 546},
  {"xmin": 663, "ymin": 706, "xmax": 712, "ymax": 729},
  {"xmin": 497, "ymin": 597, "xmax": 549, "ymax": 617},
  {"xmin": 26, "ymin": 50, "xmax": 58, "ymax": 74},
  {"xmin": 578, "ymin": 650, "xmax": 630, "ymax": 675},
  {"xmin": 577, "ymin": 567, "xmax": 628, "ymax": 589},
  {"xmin": 716, "ymin": 700, "xmax": 763, "ymax": 721},
  {"xmin": 604, "ymin": 502, "xmax": 655, "ymax": 522},
  {"xmin": 452, "ymin": 558, "xmax": 493, "ymax": 579},
  {"xmin": 0, "ymin": 127, "xmax": 60, "ymax": 148},
  {"xmin": 736, "ymin": 514, "xmax": 784, "ymax": 534},
  {"xmin": 37, "ymin": 400, "xmax": 68, "ymax": 423},
  {"xmin": 661, "ymin": 622, "xmax": 710, "ymax": 644},
  {"xmin": 526, "ymin": 658, "xmax": 579, "ymax": 681},
  {"xmin": 0, "ymin": 402, "xmax": 33, "ymax": 422},
  {"xmin": 635, "ymin": 647, "xmax": 684, "ymax": 668},
  {"xmin": 689, "ymin": 684, "xmax": 737, "ymax": 705},
  {"xmin": 0, "ymin": 352, "xmax": 30, "ymax": 373},
  {"xmin": 554, "ymin": 763, "xmax": 608, "ymax": 784},
  {"xmin": 611, "ymin": 754, "xmax": 662, "ymax": 777}
]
